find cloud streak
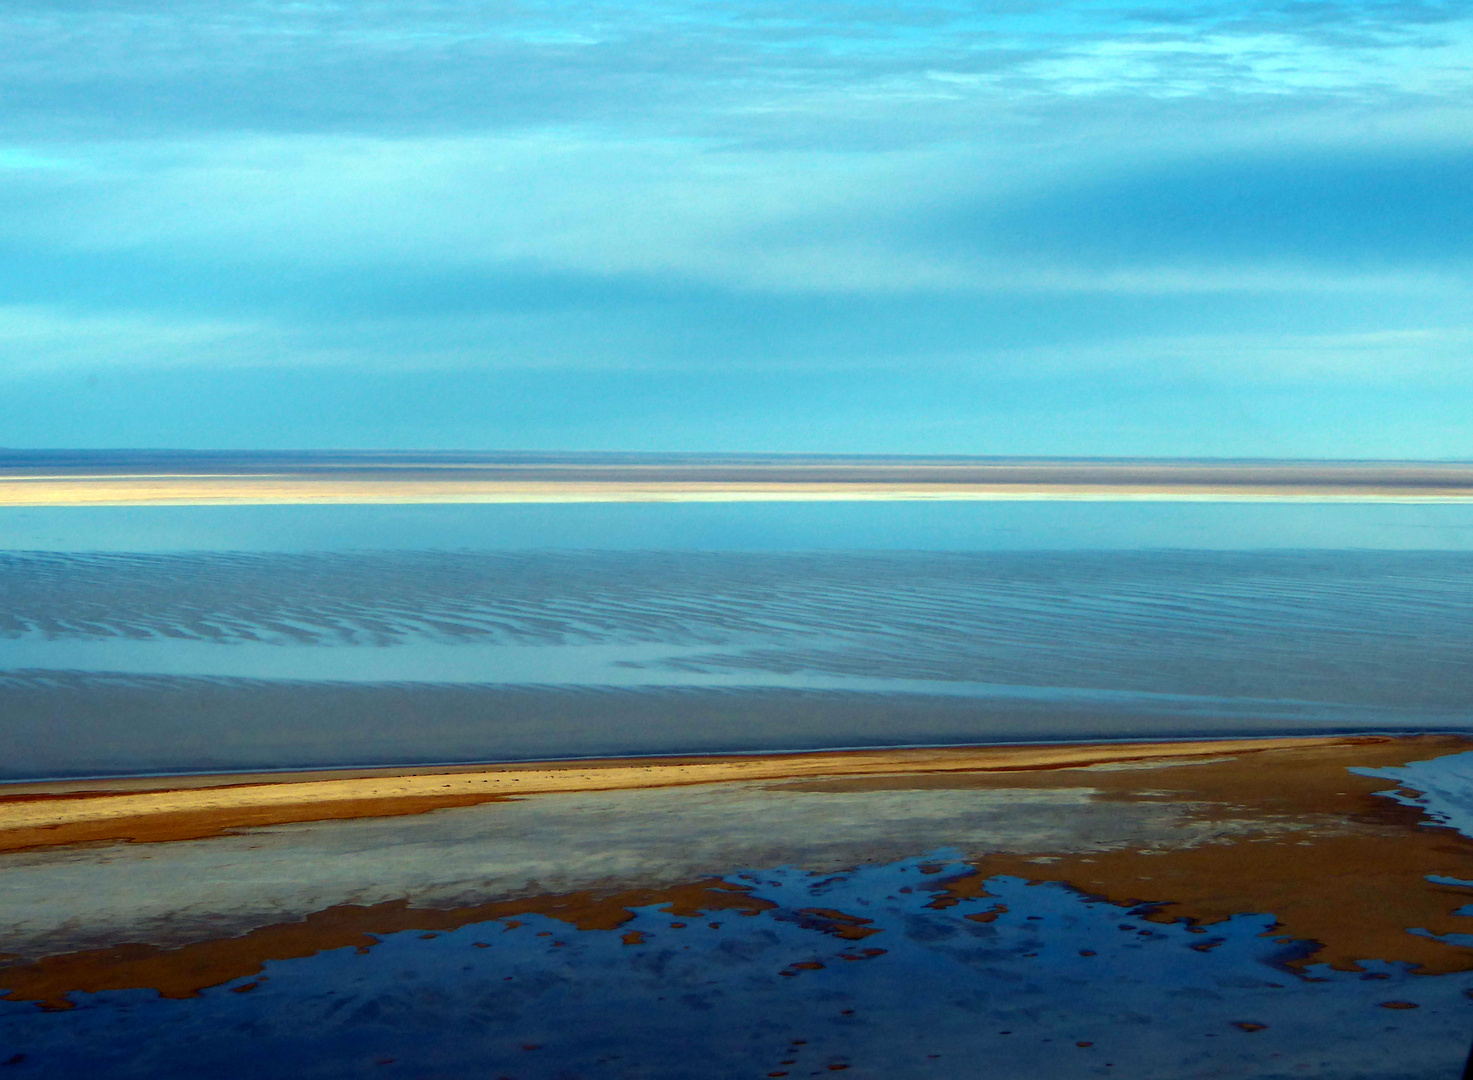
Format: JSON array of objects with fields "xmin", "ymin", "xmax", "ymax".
[{"xmin": 0, "ymin": 0, "xmax": 1469, "ymax": 453}]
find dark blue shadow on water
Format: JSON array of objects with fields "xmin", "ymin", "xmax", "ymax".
[{"xmin": 3, "ymin": 855, "xmax": 1472, "ymax": 1080}]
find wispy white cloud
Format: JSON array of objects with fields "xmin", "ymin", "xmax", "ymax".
[
  {"xmin": 2, "ymin": 0, "xmax": 1469, "ymax": 145},
  {"xmin": 2, "ymin": 0, "xmax": 1470, "ymax": 452},
  {"xmin": 11, "ymin": 130, "xmax": 1471, "ymax": 289},
  {"xmin": 959, "ymin": 326, "xmax": 1473, "ymax": 385},
  {"xmin": 0, "ymin": 305, "xmax": 270, "ymax": 375}
]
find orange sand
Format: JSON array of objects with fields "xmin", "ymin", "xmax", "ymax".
[{"xmin": 0, "ymin": 736, "xmax": 1359, "ymax": 852}]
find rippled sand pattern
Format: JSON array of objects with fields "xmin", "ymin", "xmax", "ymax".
[{"xmin": 4, "ymin": 550, "xmax": 1472, "ymax": 707}]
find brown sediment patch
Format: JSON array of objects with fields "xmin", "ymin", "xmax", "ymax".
[
  {"xmin": 791, "ymin": 909, "xmax": 881, "ymax": 941},
  {"xmin": 0, "ymin": 735, "xmax": 1376, "ymax": 853},
  {"xmin": 965, "ymin": 903, "xmax": 1008, "ymax": 924},
  {"xmin": 780, "ymin": 961, "xmax": 826, "ymax": 977},
  {"xmin": 911, "ymin": 734, "xmax": 1473, "ymax": 975},
  {"xmin": 0, "ymin": 879, "xmax": 773, "ymax": 1010}
]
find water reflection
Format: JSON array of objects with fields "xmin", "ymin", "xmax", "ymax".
[{"xmin": 4, "ymin": 854, "xmax": 1472, "ymax": 1079}]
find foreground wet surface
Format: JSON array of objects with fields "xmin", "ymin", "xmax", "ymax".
[
  {"xmin": 5, "ymin": 739, "xmax": 1473, "ymax": 1078},
  {"xmin": 4, "ymin": 855, "xmax": 1473, "ymax": 1079}
]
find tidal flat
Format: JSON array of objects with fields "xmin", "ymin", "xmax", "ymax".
[
  {"xmin": 5, "ymin": 488, "xmax": 1473, "ymax": 1076},
  {"xmin": 4, "ymin": 735, "xmax": 1473, "ymax": 1078}
]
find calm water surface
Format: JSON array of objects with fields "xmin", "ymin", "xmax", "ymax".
[{"xmin": 2, "ymin": 501, "xmax": 1471, "ymax": 778}]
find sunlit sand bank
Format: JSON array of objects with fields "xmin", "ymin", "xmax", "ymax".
[
  {"xmin": 5, "ymin": 733, "xmax": 1473, "ymax": 1014},
  {"xmin": 4, "ymin": 452, "xmax": 1472, "ymax": 504},
  {"xmin": 0, "ymin": 735, "xmax": 1382, "ymax": 850}
]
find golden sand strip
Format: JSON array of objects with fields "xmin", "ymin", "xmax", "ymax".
[
  {"xmin": 6, "ymin": 477, "xmax": 1473, "ymax": 505},
  {"xmin": 0, "ymin": 736, "xmax": 1360, "ymax": 843}
]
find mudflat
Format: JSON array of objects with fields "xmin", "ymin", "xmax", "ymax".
[{"xmin": 5, "ymin": 733, "xmax": 1473, "ymax": 1014}]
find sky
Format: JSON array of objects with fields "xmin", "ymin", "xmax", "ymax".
[{"xmin": 1, "ymin": 0, "xmax": 1470, "ymax": 456}]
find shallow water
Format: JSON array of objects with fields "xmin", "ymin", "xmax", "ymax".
[
  {"xmin": 3, "ymin": 503, "xmax": 1473, "ymax": 778},
  {"xmin": 1357, "ymin": 752, "xmax": 1473, "ymax": 843},
  {"xmin": 3, "ymin": 851, "xmax": 1470, "ymax": 1080}
]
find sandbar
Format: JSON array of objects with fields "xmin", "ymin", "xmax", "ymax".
[{"xmin": 0, "ymin": 735, "xmax": 1377, "ymax": 851}]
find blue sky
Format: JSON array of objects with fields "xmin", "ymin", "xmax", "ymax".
[{"xmin": 1, "ymin": 0, "xmax": 1469, "ymax": 455}]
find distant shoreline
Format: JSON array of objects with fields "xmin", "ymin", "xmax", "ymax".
[{"xmin": 4, "ymin": 453, "xmax": 1473, "ymax": 504}]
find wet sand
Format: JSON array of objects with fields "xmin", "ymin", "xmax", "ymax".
[
  {"xmin": 0, "ymin": 736, "xmax": 1368, "ymax": 851},
  {"xmin": 6, "ymin": 733, "xmax": 1473, "ymax": 1012},
  {"xmin": 807, "ymin": 735, "xmax": 1473, "ymax": 974},
  {"xmin": 2, "ymin": 733, "xmax": 1473, "ymax": 1019},
  {"xmin": 4, "ymin": 452, "xmax": 1472, "ymax": 504},
  {"xmin": 0, "ymin": 880, "xmax": 778, "ymax": 1010}
]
